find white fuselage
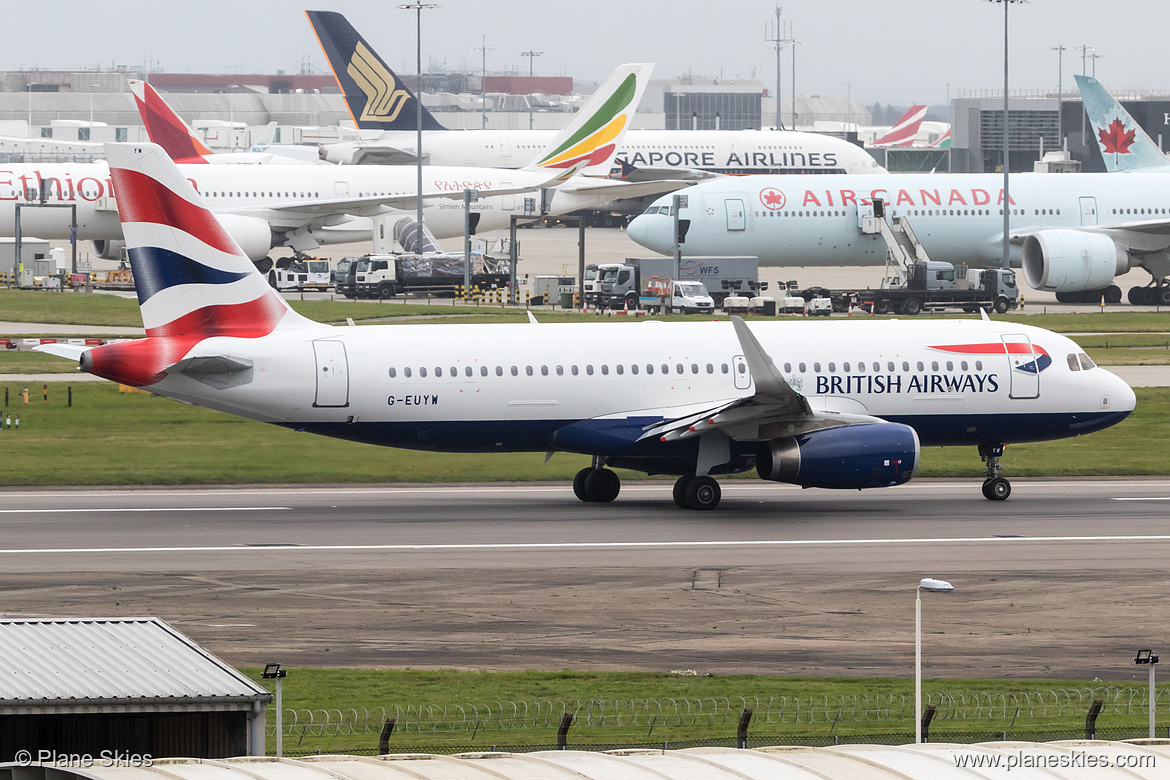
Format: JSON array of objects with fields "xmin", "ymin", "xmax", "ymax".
[
  {"xmin": 325, "ymin": 128, "xmax": 885, "ymax": 175},
  {"xmin": 0, "ymin": 161, "xmax": 596, "ymax": 246},
  {"xmin": 138, "ymin": 318, "xmax": 1133, "ymax": 459},
  {"xmin": 627, "ymin": 171, "xmax": 1170, "ymax": 267}
]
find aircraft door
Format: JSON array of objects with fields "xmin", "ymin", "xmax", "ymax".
[
  {"xmin": 1079, "ymin": 197, "xmax": 1098, "ymax": 226},
  {"xmin": 1001, "ymin": 333, "xmax": 1040, "ymax": 399},
  {"xmin": 313, "ymin": 340, "xmax": 350, "ymax": 408},
  {"xmin": 732, "ymin": 355, "xmax": 751, "ymax": 390},
  {"xmin": 500, "ymin": 181, "xmax": 515, "ymax": 211},
  {"xmin": 499, "ymin": 136, "xmax": 512, "ymax": 160},
  {"xmin": 334, "ymin": 182, "xmax": 350, "ymax": 198},
  {"xmin": 725, "ymin": 199, "xmax": 746, "ymax": 231}
]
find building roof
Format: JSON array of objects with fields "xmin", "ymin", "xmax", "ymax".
[
  {"xmin": 4, "ymin": 743, "xmax": 1170, "ymax": 780},
  {"xmin": 0, "ymin": 617, "xmax": 271, "ymax": 714}
]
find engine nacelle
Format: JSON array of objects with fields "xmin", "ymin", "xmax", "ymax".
[
  {"xmin": 91, "ymin": 239, "xmax": 125, "ymax": 260},
  {"xmin": 1022, "ymin": 229, "xmax": 1130, "ymax": 293},
  {"xmin": 214, "ymin": 214, "xmax": 275, "ymax": 261},
  {"xmin": 756, "ymin": 423, "xmax": 920, "ymax": 490}
]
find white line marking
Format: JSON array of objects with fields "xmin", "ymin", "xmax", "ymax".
[
  {"xmin": 1, "ymin": 535, "xmax": 1169, "ymax": 556},
  {"xmin": 0, "ymin": 507, "xmax": 289, "ymax": 514},
  {"xmin": 1112, "ymin": 497, "xmax": 1170, "ymax": 502}
]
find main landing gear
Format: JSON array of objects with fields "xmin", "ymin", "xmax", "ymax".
[
  {"xmin": 573, "ymin": 459, "xmax": 621, "ymax": 503},
  {"xmin": 979, "ymin": 442, "xmax": 1011, "ymax": 501},
  {"xmin": 673, "ymin": 475, "xmax": 722, "ymax": 510}
]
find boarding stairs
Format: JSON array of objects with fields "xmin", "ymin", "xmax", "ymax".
[{"xmin": 857, "ymin": 199, "xmax": 932, "ymax": 288}]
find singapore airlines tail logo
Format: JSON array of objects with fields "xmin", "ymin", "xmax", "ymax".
[{"xmin": 347, "ymin": 41, "xmax": 412, "ymax": 124}]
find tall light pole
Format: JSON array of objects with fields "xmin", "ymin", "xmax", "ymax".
[
  {"xmin": 989, "ymin": 0, "xmax": 1026, "ymax": 271},
  {"xmin": 521, "ymin": 50, "xmax": 543, "ymax": 130},
  {"xmin": 400, "ymin": 3, "xmax": 438, "ymax": 251},
  {"xmin": 471, "ymin": 37, "xmax": 493, "ymax": 129},
  {"xmin": 1136, "ymin": 650, "xmax": 1159, "ymax": 739},
  {"xmin": 1050, "ymin": 45, "xmax": 1066, "ymax": 148},
  {"xmin": 916, "ymin": 578, "xmax": 954, "ymax": 744},
  {"xmin": 765, "ymin": 6, "xmax": 785, "ymax": 129},
  {"xmin": 790, "ymin": 38, "xmax": 801, "ymax": 130}
]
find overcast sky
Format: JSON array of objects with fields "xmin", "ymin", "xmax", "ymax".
[{"xmin": 5, "ymin": 0, "xmax": 1166, "ymax": 105}]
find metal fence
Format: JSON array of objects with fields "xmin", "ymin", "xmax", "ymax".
[{"xmin": 267, "ymin": 687, "xmax": 1169, "ymax": 738}]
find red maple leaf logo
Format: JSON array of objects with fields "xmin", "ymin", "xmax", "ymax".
[
  {"xmin": 1098, "ymin": 118, "xmax": 1136, "ymax": 155},
  {"xmin": 760, "ymin": 188, "xmax": 786, "ymax": 210}
]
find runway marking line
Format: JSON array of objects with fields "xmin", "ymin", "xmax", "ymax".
[
  {"xmin": 2, "ymin": 535, "xmax": 1170, "ymax": 556},
  {"xmin": 0, "ymin": 507, "xmax": 289, "ymax": 514}
]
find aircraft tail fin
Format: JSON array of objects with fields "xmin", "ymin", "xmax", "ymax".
[
  {"xmin": 872, "ymin": 104, "xmax": 927, "ymax": 147},
  {"xmin": 523, "ymin": 63, "xmax": 652, "ymax": 178},
  {"xmin": 1075, "ymin": 74, "xmax": 1170, "ymax": 172},
  {"xmin": 129, "ymin": 79, "xmax": 214, "ymax": 163},
  {"xmin": 306, "ymin": 9, "xmax": 447, "ymax": 132},
  {"xmin": 84, "ymin": 143, "xmax": 316, "ymax": 386}
]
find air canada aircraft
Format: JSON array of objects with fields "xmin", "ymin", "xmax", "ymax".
[
  {"xmin": 307, "ymin": 10, "xmax": 884, "ymax": 176},
  {"xmin": 0, "ymin": 64, "xmax": 678, "ymax": 263},
  {"xmin": 35, "ymin": 143, "xmax": 1135, "ymax": 509},
  {"xmin": 626, "ymin": 168, "xmax": 1170, "ymax": 305}
]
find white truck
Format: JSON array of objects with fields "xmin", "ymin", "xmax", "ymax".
[
  {"xmin": 638, "ymin": 279, "xmax": 716, "ymax": 315},
  {"xmin": 584, "ymin": 256, "xmax": 758, "ymax": 311},
  {"xmin": 265, "ymin": 257, "xmax": 333, "ymax": 292}
]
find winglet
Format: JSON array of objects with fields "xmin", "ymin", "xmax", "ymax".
[
  {"xmin": 730, "ymin": 316, "xmax": 806, "ymax": 410},
  {"xmin": 1075, "ymin": 74, "xmax": 1170, "ymax": 172}
]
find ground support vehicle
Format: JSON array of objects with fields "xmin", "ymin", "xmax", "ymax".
[{"xmin": 585, "ymin": 256, "xmax": 758, "ymax": 310}]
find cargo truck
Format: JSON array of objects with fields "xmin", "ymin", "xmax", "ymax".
[
  {"xmin": 584, "ymin": 256, "xmax": 758, "ymax": 311},
  {"xmin": 804, "ymin": 261, "xmax": 1019, "ymax": 316},
  {"xmin": 351, "ymin": 253, "xmax": 511, "ymax": 299}
]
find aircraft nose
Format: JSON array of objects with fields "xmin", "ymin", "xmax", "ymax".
[
  {"xmin": 627, "ymin": 214, "xmax": 667, "ymax": 253},
  {"xmin": 626, "ymin": 214, "xmax": 649, "ymax": 246},
  {"xmin": 1107, "ymin": 369, "xmax": 1137, "ymax": 413}
]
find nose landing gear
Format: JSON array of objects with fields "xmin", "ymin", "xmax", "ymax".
[
  {"xmin": 572, "ymin": 458, "xmax": 621, "ymax": 503},
  {"xmin": 979, "ymin": 442, "xmax": 1011, "ymax": 501}
]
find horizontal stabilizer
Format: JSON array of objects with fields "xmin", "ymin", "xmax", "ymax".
[
  {"xmin": 166, "ymin": 354, "xmax": 255, "ymax": 389},
  {"xmin": 31, "ymin": 343, "xmax": 91, "ymax": 362}
]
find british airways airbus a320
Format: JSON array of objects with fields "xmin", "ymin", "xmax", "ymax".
[{"xmin": 37, "ymin": 143, "xmax": 1135, "ymax": 509}]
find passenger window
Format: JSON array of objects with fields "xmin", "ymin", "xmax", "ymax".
[
  {"xmin": 916, "ymin": 362, "xmax": 924, "ymax": 371},
  {"xmin": 691, "ymin": 363, "xmax": 699, "ymax": 374},
  {"xmin": 388, "ymin": 367, "xmax": 397, "ymax": 378},
  {"xmin": 946, "ymin": 361, "xmax": 953, "ymax": 371},
  {"xmin": 902, "ymin": 361, "xmax": 909, "ymax": 371},
  {"xmin": 828, "ymin": 362, "xmax": 836, "ymax": 372},
  {"xmin": 646, "ymin": 364, "xmax": 654, "ymax": 374},
  {"xmin": 784, "ymin": 362, "xmax": 791, "ymax": 373},
  {"xmin": 844, "ymin": 362, "xmax": 851, "ymax": 372},
  {"xmin": 1079, "ymin": 353, "xmax": 1096, "ymax": 370},
  {"xmin": 887, "ymin": 362, "xmax": 894, "ymax": 371},
  {"xmin": 511, "ymin": 366, "xmax": 518, "ymax": 376},
  {"xmin": 586, "ymin": 365, "xmax": 594, "ymax": 375},
  {"xmin": 420, "ymin": 367, "xmax": 428, "ymax": 377},
  {"xmin": 556, "ymin": 365, "xmax": 564, "ymax": 376},
  {"xmin": 722, "ymin": 363, "xmax": 729, "ymax": 374},
  {"xmin": 976, "ymin": 360, "xmax": 983, "ymax": 370},
  {"xmin": 737, "ymin": 363, "xmax": 746, "ymax": 374},
  {"xmin": 662, "ymin": 364, "xmax": 669, "ymax": 374},
  {"xmin": 631, "ymin": 364, "xmax": 639, "ymax": 375},
  {"xmin": 857, "ymin": 362, "xmax": 865, "ymax": 373},
  {"xmin": 1067, "ymin": 354, "xmax": 1081, "ymax": 371},
  {"xmin": 465, "ymin": 366, "xmax": 473, "ymax": 377},
  {"xmin": 961, "ymin": 361, "xmax": 968, "ymax": 371},
  {"xmin": 541, "ymin": 365, "xmax": 549, "ymax": 376},
  {"xmin": 571, "ymin": 365, "xmax": 579, "ymax": 376},
  {"xmin": 931, "ymin": 361, "xmax": 939, "ymax": 371},
  {"xmin": 814, "ymin": 362, "xmax": 822, "ymax": 372},
  {"xmin": 676, "ymin": 363, "xmax": 684, "ymax": 374},
  {"xmin": 404, "ymin": 367, "xmax": 412, "ymax": 378},
  {"xmin": 495, "ymin": 366, "xmax": 503, "ymax": 376},
  {"xmin": 435, "ymin": 367, "xmax": 443, "ymax": 377},
  {"xmin": 526, "ymin": 366, "xmax": 534, "ymax": 376},
  {"xmin": 601, "ymin": 365, "xmax": 609, "ymax": 375},
  {"xmin": 616, "ymin": 364, "xmax": 624, "ymax": 375},
  {"xmin": 799, "ymin": 362, "xmax": 807, "ymax": 372},
  {"xmin": 706, "ymin": 363, "xmax": 714, "ymax": 374}
]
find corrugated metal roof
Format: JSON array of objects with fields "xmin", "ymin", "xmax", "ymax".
[
  {"xmin": 5, "ymin": 743, "xmax": 1170, "ymax": 780},
  {"xmin": 0, "ymin": 617, "xmax": 270, "ymax": 709}
]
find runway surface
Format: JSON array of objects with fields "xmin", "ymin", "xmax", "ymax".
[{"xmin": 1, "ymin": 479, "xmax": 1168, "ymax": 679}]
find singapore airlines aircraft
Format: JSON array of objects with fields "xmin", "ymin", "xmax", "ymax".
[
  {"xmin": 35, "ymin": 143, "xmax": 1134, "ymax": 508},
  {"xmin": 0, "ymin": 64, "xmax": 677, "ymax": 262},
  {"xmin": 626, "ymin": 170, "xmax": 1170, "ymax": 305},
  {"xmin": 307, "ymin": 10, "xmax": 885, "ymax": 176},
  {"xmin": 1077, "ymin": 74, "xmax": 1170, "ymax": 175},
  {"xmin": 129, "ymin": 79, "xmax": 321, "ymax": 165}
]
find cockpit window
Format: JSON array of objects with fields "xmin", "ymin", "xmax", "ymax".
[
  {"xmin": 1066, "ymin": 354, "xmax": 1081, "ymax": 371},
  {"xmin": 1078, "ymin": 353, "xmax": 1096, "ymax": 370}
]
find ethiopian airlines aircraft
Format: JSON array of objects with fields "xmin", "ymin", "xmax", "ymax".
[
  {"xmin": 627, "ymin": 170, "xmax": 1170, "ymax": 305},
  {"xmin": 0, "ymin": 64, "xmax": 677, "ymax": 262},
  {"xmin": 307, "ymin": 11, "xmax": 884, "ymax": 176},
  {"xmin": 35, "ymin": 142, "xmax": 1134, "ymax": 508}
]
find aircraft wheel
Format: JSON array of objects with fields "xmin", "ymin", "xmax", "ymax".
[
  {"xmin": 572, "ymin": 468, "xmax": 592, "ymax": 502},
  {"xmin": 1159, "ymin": 287, "xmax": 1170, "ymax": 307},
  {"xmin": 673, "ymin": 476, "xmax": 691, "ymax": 508},
  {"xmin": 1128, "ymin": 286, "xmax": 1145, "ymax": 305},
  {"xmin": 255, "ymin": 257, "xmax": 274, "ymax": 274},
  {"xmin": 981, "ymin": 477, "xmax": 1011, "ymax": 501},
  {"xmin": 684, "ymin": 476, "xmax": 721, "ymax": 510},
  {"xmin": 584, "ymin": 468, "xmax": 620, "ymax": 503},
  {"xmin": 1105, "ymin": 285, "xmax": 1123, "ymax": 304}
]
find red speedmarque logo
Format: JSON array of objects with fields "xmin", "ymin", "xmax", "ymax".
[{"xmin": 760, "ymin": 187, "xmax": 786, "ymax": 210}]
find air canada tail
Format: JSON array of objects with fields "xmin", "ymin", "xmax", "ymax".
[
  {"xmin": 872, "ymin": 104, "xmax": 927, "ymax": 147},
  {"xmin": 524, "ymin": 63, "xmax": 652, "ymax": 178},
  {"xmin": 1076, "ymin": 74, "xmax": 1170, "ymax": 173},
  {"xmin": 77, "ymin": 143, "xmax": 316, "ymax": 386},
  {"xmin": 129, "ymin": 79, "xmax": 214, "ymax": 163},
  {"xmin": 306, "ymin": 9, "xmax": 447, "ymax": 132}
]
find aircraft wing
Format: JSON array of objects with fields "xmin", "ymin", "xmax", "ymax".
[
  {"xmin": 639, "ymin": 316, "xmax": 886, "ymax": 444},
  {"xmin": 556, "ymin": 177, "xmax": 692, "ymax": 201},
  {"xmin": 1009, "ymin": 220, "xmax": 1170, "ymax": 254},
  {"xmin": 611, "ymin": 160, "xmax": 723, "ymax": 183}
]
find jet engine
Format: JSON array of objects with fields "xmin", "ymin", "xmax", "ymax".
[
  {"xmin": 1022, "ymin": 229, "xmax": 1130, "ymax": 293},
  {"xmin": 214, "ymin": 215, "xmax": 275, "ymax": 261},
  {"xmin": 755, "ymin": 423, "xmax": 919, "ymax": 490},
  {"xmin": 91, "ymin": 239, "xmax": 125, "ymax": 260}
]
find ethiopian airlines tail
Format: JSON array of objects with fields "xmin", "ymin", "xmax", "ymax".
[
  {"xmin": 129, "ymin": 79, "xmax": 214, "ymax": 163},
  {"xmin": 1076, "ymin": 74, "xmax": 1170, "ymax": 173},
  {"xmin": 872, "ymin": 105, "xmax": 927, "ymax": 147},
  {"xmin": 523, "ymin": 63, "xmax": 651, "ymax": 178},
  {"xmin": 307, "ymin": 9, "xmax": 447, "ymax": 133},
  {"xmin": 42, "ymin": 143, "xmax": 320, "ymax": 387}
]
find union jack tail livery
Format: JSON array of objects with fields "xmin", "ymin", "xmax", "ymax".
[
  {"xmin": 872, "ymin": 105, "xmax": 927, "ymax": 147},
  {"xmin": 129, "ymin": 80, "xmax": 214, "ymax": 164},
  {"xmin": 77, "ymin": 143, "xmax": 316, "ymax": 386},
  {"xmin": 1075, "ymin": 74, "xmax": 1170, "ymax": 173}
]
